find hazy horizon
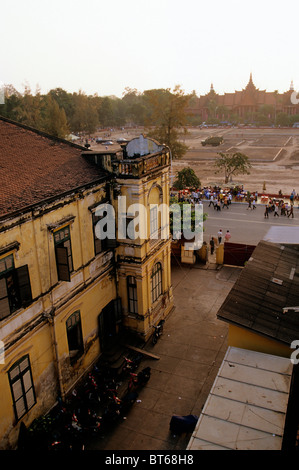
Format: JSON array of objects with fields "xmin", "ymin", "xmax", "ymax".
[{"xmin": 1, "ymin": 0, "xmax": 298, "ymax": 98}]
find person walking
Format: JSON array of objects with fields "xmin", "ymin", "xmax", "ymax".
[
  {"xmin": 274, "ymin": 204, "xmax": 279, "ymax": 217},
  {"xmin": 224, "ymin": 230, "xmax": 231, "ymax": 242},
  {"xmin": 218, "ymin": 229, "xmax": 223, "ymax": 244},
  {"xmin": 222, "ymin": 196, "xmax": 229, "ymax": 209},
  {"xmin": 209, "ymin": 194, "xmax": 214, "ymax": 207},
  {"xmin": 209, "ymin": 236, "xmax": 215, "ymax": 255},
  {"xmin": 264, "ymin": 205, "xmax": 269, "ymax": 219},
  {"xmin": 288, "ymin": 205, "xmax": 294, "ymax": 218}
]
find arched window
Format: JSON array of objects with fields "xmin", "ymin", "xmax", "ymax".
[
  {"xmin": 151, "ymin": 262, "xmax": 162, "ymax": 303},
  {"xmin": 127, "ymin": 276, "xmax": 138, "ymax": 314}
]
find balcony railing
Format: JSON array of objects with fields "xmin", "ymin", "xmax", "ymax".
[{"xmin": 113, "ymin": 151, "xmax": 170, "ymax": 177}]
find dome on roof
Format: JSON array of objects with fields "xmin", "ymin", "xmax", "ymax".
[{"xmin": 125, "ymin": 134, "xmax": 163, "ymax": 158}]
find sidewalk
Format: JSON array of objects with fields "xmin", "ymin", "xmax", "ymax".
[{"xmin": 86, "ymin": 263, "xmax": 241, "ymax": 450}]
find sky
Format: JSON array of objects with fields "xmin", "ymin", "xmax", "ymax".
[{"xmin": 1, "ymin": 0, "xmax": 299, "ymax": 98}]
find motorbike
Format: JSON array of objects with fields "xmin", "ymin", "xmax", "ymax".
[
  {"xmin": 127, "ymin": 367, "xmax": 151, "ymax": 392},
  {"xmin": 121, "ymin": 353, "xmax": 143, "ymax": 377},
  {"xmin": 101, "ymin": 390, "xmax": 138, "ymax": 428},
  {"xmin": 152, "ymin": 319, "xmax": 165, "ymax": 344}
]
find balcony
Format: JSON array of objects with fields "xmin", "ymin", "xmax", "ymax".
[{"xmin": 113, "ymin": 151, "xmax": 170, "ymax": 178}]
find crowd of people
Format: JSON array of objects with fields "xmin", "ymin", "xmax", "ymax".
[
  {"xmin": 171, "ymin": 185, "xmax": 297, "ymax": 256},
  {"xmin": 172, "ymin": 185, "xmax": 297, "ymax": 218},
  {"xmin": 173, "ymin": 185, "xmax": 257, "ymax": 211},
  {"xmin": 263, "ymin": 198, "xmax": 294, "ymax": 218}
]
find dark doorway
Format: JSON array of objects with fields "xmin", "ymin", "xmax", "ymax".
[{"xmin": 98, "ymin": 298, "xmax": 122, "ymax": 351}]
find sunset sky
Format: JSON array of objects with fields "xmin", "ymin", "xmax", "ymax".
[{"xmin": 1, "ymin": 0, "xmax": 298, "ymax": 97}]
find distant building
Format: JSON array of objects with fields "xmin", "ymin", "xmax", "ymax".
[
  {"xmin": 0, "ymin": 117, "xmax": 173, "ymax": 448},
  {"xmin": 188, "ymin": 75, "xmax": 299, "ymax": 122}
]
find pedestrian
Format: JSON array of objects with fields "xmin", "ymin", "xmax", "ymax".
[
  {"xmin": 247, "ymin": 199, "xmax": 252, "ymax": 210},
  {"xmin": 224, "ymin": 230, "xmax": 231, "ymax": 242},
  {"xmin": 209, "ymin": 194, "xmax": 214, "ymax": 207},
  {"xmin": 222, "ymin": 196, "xmax": 229, "ymax": 209},
  {"xmin": 264, "ymin": 205, "xmax": 269, "ymax": 218},
  {"xmin": 218, "ymin": 229, "xmax": 223, "ymax": 244},
  {"xmin": 252, "ymin": 198, "xmax": 256, "ymax": 209},
  {"xmin": 209, "ymin": 237, "xmax": 215, "ymax": 254},
  {"xmin": 274, "ymin": 204, "xmax": 279, "ymax": 217},
  {"xmin": 288, "ymin": 205, "xmax": 294, "ymax": 218},
  {"xmin": 216, "ymin": 199, "xmax": 221, "ymax": 211}
]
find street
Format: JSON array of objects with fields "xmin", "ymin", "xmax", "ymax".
[{"xmin": 202, "ymin": 201, "xmax": 299, "ymax": 245}]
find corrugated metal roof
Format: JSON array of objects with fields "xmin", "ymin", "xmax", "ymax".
[
  {"xmin": 217, "ymin": 241, "xmax": 299, "ymax": 345},
  {"xmin": 187, "ymin": 347, "xmax": 293, "ymax": 450},
  {"xmin": 264, "ymin": 226, "xmax": 299, "ymax": 245}
]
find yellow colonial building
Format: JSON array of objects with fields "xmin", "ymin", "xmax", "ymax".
[{"xmin": 0, "ymin": 118, "xmax": 173, "ymax": 449}]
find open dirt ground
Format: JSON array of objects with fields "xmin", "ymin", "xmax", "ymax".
[
  {"xmin": 174, "ymin": 127, "xmax": 299, "ymax": 195},
  {"xmin": 90, "ymin": 127, "xmax": 299, "ymax": 196}
]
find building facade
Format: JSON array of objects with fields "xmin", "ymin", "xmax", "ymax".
[
  {"xmin": 188, "ymin": 75, "xmax": 299, "ymax": 123},
  {"xmin": 0, "ymin": 118, "xmax": 173, "ymax": 448}
]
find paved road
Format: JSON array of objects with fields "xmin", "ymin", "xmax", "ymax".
[{"xmin": 202, "ymin": 201, "xmax": 299, "ymax": 245}]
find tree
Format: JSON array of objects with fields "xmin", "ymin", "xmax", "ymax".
[
  {"xmin": 18, "ymin": 84, "xmax": 44, "ymax": 129},
  {"xmin": 276, "ymin": 112, "xmax": 290, "ymax": 127},
  {"xmin": 144, "ymin": 85, "xmax": 191, "ymax": 159},
  {"xmin": 42, "ymin": 95, "xmax": 69, "ymax": 138},
  {"xmin": 215, "ymin": 152, "xmax": 252, "ymax": 184},
  {"xmin": 173, "ymin": 167, "xmax": 200, "ymax": 190},
  {"xmin": 70, "ymin": 91, "xmax": 99, "ymax": 134}
]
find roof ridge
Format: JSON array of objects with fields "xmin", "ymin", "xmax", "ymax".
[{"xmin": 0, "ymin": 114, "xmax": 87, "ymax": 151}]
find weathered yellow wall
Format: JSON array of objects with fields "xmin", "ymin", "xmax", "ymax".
[
  {"xmin": 0, "ymin": 149, "xmax": 173, "ymax": 448},
  {"xmin": 0, "ymin": 322, "xmax": 56, "ymax": 449},
  {"xmin": 115, "ymin": 167, "xmax": 173, "ymax": 340},
  {"xmin": 228, "ymin": 324, "xmax": 291, "ymax": 358},
  {"xmin": 0, "ymin": 182, "xmax": 117, "ymax": 448}
]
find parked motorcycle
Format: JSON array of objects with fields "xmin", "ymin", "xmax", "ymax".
[
  {"xmin": 101, "ymin": 390, "xmax": 138, "ymax": 428},
  {"xmin": 127, "ymin": 367, "xmax": 151, "ymax": 392},
  {"xmin": 121, "ymin": 353, "xmax": 143, "ymax": 376},
  {"xmin": 152, "ymin": 319, "xmax": 165, "ymax": 344}
]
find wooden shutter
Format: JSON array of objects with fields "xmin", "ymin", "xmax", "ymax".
[
  {"xmin": 0, "ymin": 277, "xmax": 10, "ymax": 320},
  {"xmin": 113, "ymin": 297, "xmax": 122, "ymax": 324},
  {"xmin": 15, "ymin": 265, "xmax": 32, "ymax": 306},
  {"xmin": 55, "ymin": 246, "xmax": 71, "ymax": 281}
]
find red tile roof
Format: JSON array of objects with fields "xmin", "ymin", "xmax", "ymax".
[{"xmin": 0, "ymin": 117, "xmax": 107, "ymax": 218}]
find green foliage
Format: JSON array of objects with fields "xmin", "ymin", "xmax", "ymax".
[
  {"xmin": 169, "ymin": 196, "xmax": 207, "ymax": 235},
  {"xmin": 215, "ymin": 152, "xmax": 252, "ymax": 184},
  {"xmin": 143, "ymin": 85, "xmax": 191, "ymax": 159},
  {"xmin": 173, "ymin": 167, "xmax": 200, "ymax": 190},
  {"xmin": 42, "ymin": 95, "xmax": 69, "ymax": 138},
  {"xmin": 201, "ymin": 136, "xmax": 223, "ymax": 146},
  {"xmin": 0, "ymin": 84, "xmax": 192, "ymax": 143}
]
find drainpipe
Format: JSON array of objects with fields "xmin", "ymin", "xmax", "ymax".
[{"xmin": 43, "ymin": 310, "xmax": 65, "ymax": 401}]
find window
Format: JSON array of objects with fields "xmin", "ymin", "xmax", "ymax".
[
  {"xmin": 54, "ymin": 226, "xmax": 73, "ymax": 282},
  {"xmin": 127, "ymin": 276, "xmax": 138, "ymax": 314},
  {"xmin": 8, "ymin": 356, "xmax": 36, "ymax": 421},
  {"xmin": 0, "ymin": 255, "xmax": 32, "ymax": 320},
  {"xmin": 66, "ymin": 311, "xmax": 84, "ymax": 363},
  {"xmin": 92, "ymin": 211, "xmax": 117, "ymax": 255},
  {"xmin": 92, "ymin": 212, "xmax": 103, "ymax": 255},
  {"xmin": 151, "ymin": 262, "xmax": 162, "ymax": 303},
  {"xmin": 150, "ymin": 206, "xmax": 158, "ymax": 238}
]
